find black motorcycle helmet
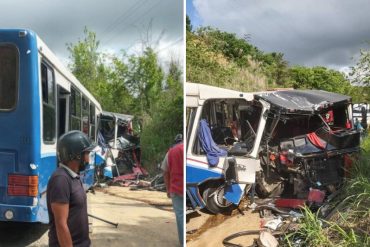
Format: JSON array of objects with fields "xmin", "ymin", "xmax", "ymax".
[{"xmin": 57, "ymin": 130, "xmax": 96, "ymax": 164}]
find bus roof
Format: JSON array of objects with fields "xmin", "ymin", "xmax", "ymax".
[
  {"xmin": 35, "ymin": 33, "xmax": 102, "ymax": 111},
  {"xmin": 255, "ymin": 90, "xmax": 352, "ymax": 114},
  {"xmin": 101, "ymin": 111, "xmax": 133, "ymax": 122},
  {"xmin": 186, "ymin": 82, "xmax": 255, "ymax": 107}
]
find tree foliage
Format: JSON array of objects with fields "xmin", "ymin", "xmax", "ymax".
[
  {"xmin": 186, "ymin": 19, "xmax": 368, "ymax": 102},
  {"xmin": 140, "ymin": 59, "xmax": 183, "ymax": 168},
  {"xmin": 186, "ymin": 15, "xmax": 192, "ymax": 33},
  {"xmin": 126, "ymin": 48, "xmax": 164, "ymax": 118},
  {"xmin": 350, "ymin": 44, "xmax": 370, "ymax": 85},
  {"xmin": 186, "ymin": 26, "xmax": 290, "ymax": 91},
  {"xmin": 67, "ymin": 28, "xmax": 183, "ymax": 172},
  {"xmin": 289, "ymin": 66, "xmax": 352, "ymax": 94}
]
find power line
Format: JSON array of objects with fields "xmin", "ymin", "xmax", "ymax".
[
  {"xmin": 156, "ymin": 37, "xmax": 183, "ymax": 54},
  {"xmin": 100, "ymin": 0, "xmax": 147, "ymax": 37},
  {"xmin": 104, "ymin": 0, "xmax": 162, "ymax": 46},
  {"xmin": 100, "ymin": 0, "xmax": 149, "ymax": 43}
]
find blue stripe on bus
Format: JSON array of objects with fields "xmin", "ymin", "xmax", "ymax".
[
  {"xmin": 186, "ymin": 163, "xmax": 223, "ymax": 183},
  {"xmin": 41, "ymin": 152, "xmax": 56, "ymax": 158}
]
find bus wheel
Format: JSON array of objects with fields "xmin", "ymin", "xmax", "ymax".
[{"xmin": 202, "ymin": 186, "xmax": 233, "ymax": 214}]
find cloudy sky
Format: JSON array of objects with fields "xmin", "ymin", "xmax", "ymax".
[
  {"xmin": 0, "ymin": 0, "xmax": 183, "ymax": 69},
  {"xmin": 187, "ymin": 0, "xmax": 370, "ymax": 72}
]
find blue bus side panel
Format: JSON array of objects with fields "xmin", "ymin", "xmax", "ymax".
[
  {"xmin": 186, "ymin": 163, "xmax": 223, "ymax": 208},
  {"xmin": 224, "ymin": 183, "xmax": 245, "ymax": 204},
  {"xmin": 0, "ymin": 152, "xmax": 16, "ymax": 201},
  {"xmin": 0, "ymin": 204, "xmax": 38, "ymax": 222},
  {"xmin": 80, "ymin": 165, "xmax": 95, "ymax": 191},
  {"xmin": 187, "ymin": 187, "xmax": 205, "ymax": 208},
  {"xmin": 187, "ymin": 162, "xmax": 246, "ymax": 206},
  {"xmin": 36, "ymin": 154, "xmax": 58, "ymax": 223}
]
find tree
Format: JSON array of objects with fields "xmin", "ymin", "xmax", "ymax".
[
  {"xmin": 350, "ymin": 44, "xmax": 370, "ymax": 85},
  {"xmin": 289, "ymin": 66, "xmax": 351, "ymax": 94},
  {"xmin": 67, "ymin": 27, "xmax": 100, "ymax": 91},
  {"xmin": 186, "ymin": 15, "xmax": 192, "ymax": 33},
  {"xmin": 67, "ymin": 28, "xmax": 182, "ymax": 172},
  {"xmin": 264, "ymin": 52, "xmax": 289, "ymax": 86},
  {"xmin": 126, "ymin": 47, "xmax": 164, "ymax": 118}
]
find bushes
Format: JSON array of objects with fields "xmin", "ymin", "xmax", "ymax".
[{"xmin": 140, "ymin": 89, "xmax": 183, "ymax": 174}]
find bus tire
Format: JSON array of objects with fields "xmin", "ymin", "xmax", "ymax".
[{"xmin": 202, "ymin": 186, "xmax": 233, "ymax": 214}]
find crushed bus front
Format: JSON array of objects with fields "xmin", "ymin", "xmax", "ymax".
[{"xmin": 186, "ymin": 83, "xmax": 360, "ymax": 214}]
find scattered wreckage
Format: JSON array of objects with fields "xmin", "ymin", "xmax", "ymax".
[{"xmin": 186, "ymin": 83, "xmax": 360, "ymax": 214}]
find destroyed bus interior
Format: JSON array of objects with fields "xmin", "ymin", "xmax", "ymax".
[
  {"xmin": 98, "ymin": 111, "xmax": 142, "ymax": 177},
  {"xmin": 193, "ymin": 98, "xmax": 263, "ymax": 157},
  {"xmin": 255, "ymin": 90, "xmax": 360, "ymax": 202},
  {"xmin": 188, "ymin": 98, "xmax": 263, "ymax": 214}
]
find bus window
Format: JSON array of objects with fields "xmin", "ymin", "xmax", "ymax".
[
  {"xmin": 82, "ymin": 96, "xmax": 89, "ymax": 135},
  {"xmin": 70, "ymin": 87, "xmax": 81, "ymax": 131},
  {"xmin": 89, "ymin": 104, "xmax": 96, "ymax": 140},
  {"xmin": 41, "ymin": 62, "xmax": 56, "ymax": 143},
  {"xmin": 0, "ymin": 44, "xmax": 18, "ymax": 110}
]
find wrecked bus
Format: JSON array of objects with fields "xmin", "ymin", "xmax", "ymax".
[
  {"xmin": 0, "ymin": 29, "xmax": 102, "ymax": 223},
  {"xmin": 186, "ymin": 83, "xmax": 360, "ymax": 214},
  {"xmin": 97, "ymin": 111, "xmax": 147, "ymax": 179}
]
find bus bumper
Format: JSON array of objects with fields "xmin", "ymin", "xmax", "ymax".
[{"xmin": 0, "ymin": 203, "xmax": 38, "ymax": 222}]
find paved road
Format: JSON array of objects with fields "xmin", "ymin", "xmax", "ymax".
[{"xmin": 0, "ymin": 190, "xmax": 179, "ymax": 247}]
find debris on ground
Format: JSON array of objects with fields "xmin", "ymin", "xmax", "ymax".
[{"xmin": 187, "ymin": 188, "xmax": 350, "ymax": 246}]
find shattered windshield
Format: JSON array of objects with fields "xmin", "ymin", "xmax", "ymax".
[{"xmin": 194, "ymin": 98, "xmax": 262, "ymax": 156}]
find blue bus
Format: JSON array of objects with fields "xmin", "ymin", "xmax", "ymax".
[{"xmin": 0, "ymin": 29, "xmax": 102, "ymax": 223}]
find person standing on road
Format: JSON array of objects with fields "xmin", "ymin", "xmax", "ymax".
[
  {"xmin": 47, "ymin": 130, "xmax": 96, "ymax": 247},
  {"xmin": 162, "ymin": 135, "xmax": 184, "ymax": 246}
]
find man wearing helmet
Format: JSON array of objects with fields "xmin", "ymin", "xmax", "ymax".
[{"xmin": 47, "ymin": 130, "xmax": 96, "ymax": 247}]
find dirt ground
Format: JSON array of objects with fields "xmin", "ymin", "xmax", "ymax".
[
  {"xmin": 88, "ymin": 188, "xmax": 178, "ymax": 247},
  {"xmin": 100, "ymin": 186, "xmax": 173, "ymax": 206},
  {"xmin": 187, "ymin": 209, "xmax": 261, "ymax": 247},
  {"xmin": 0, "ymin": 186, "xmax": 179, "ymax": 247}
]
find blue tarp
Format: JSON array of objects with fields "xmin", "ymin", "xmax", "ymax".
[{"xmin": 198, "ymin": 119, "xmax": 227, "ymax": 167}]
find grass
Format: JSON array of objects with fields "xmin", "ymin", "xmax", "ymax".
[
  {"xmin": 285, "ymin": 206, "xmax": 333, "ymax": 246},
  {"xmin": 284, "ymin": 136, "xmax": 370, "ymax": 246}
]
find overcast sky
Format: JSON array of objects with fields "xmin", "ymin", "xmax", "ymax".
[
  {"xmin": 0, "ymin": 0, "xmax": 183, "ymax": 70},
  {"xmin": 187, "ymin": 0, "xmax": 370, "ymax": 73}
]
